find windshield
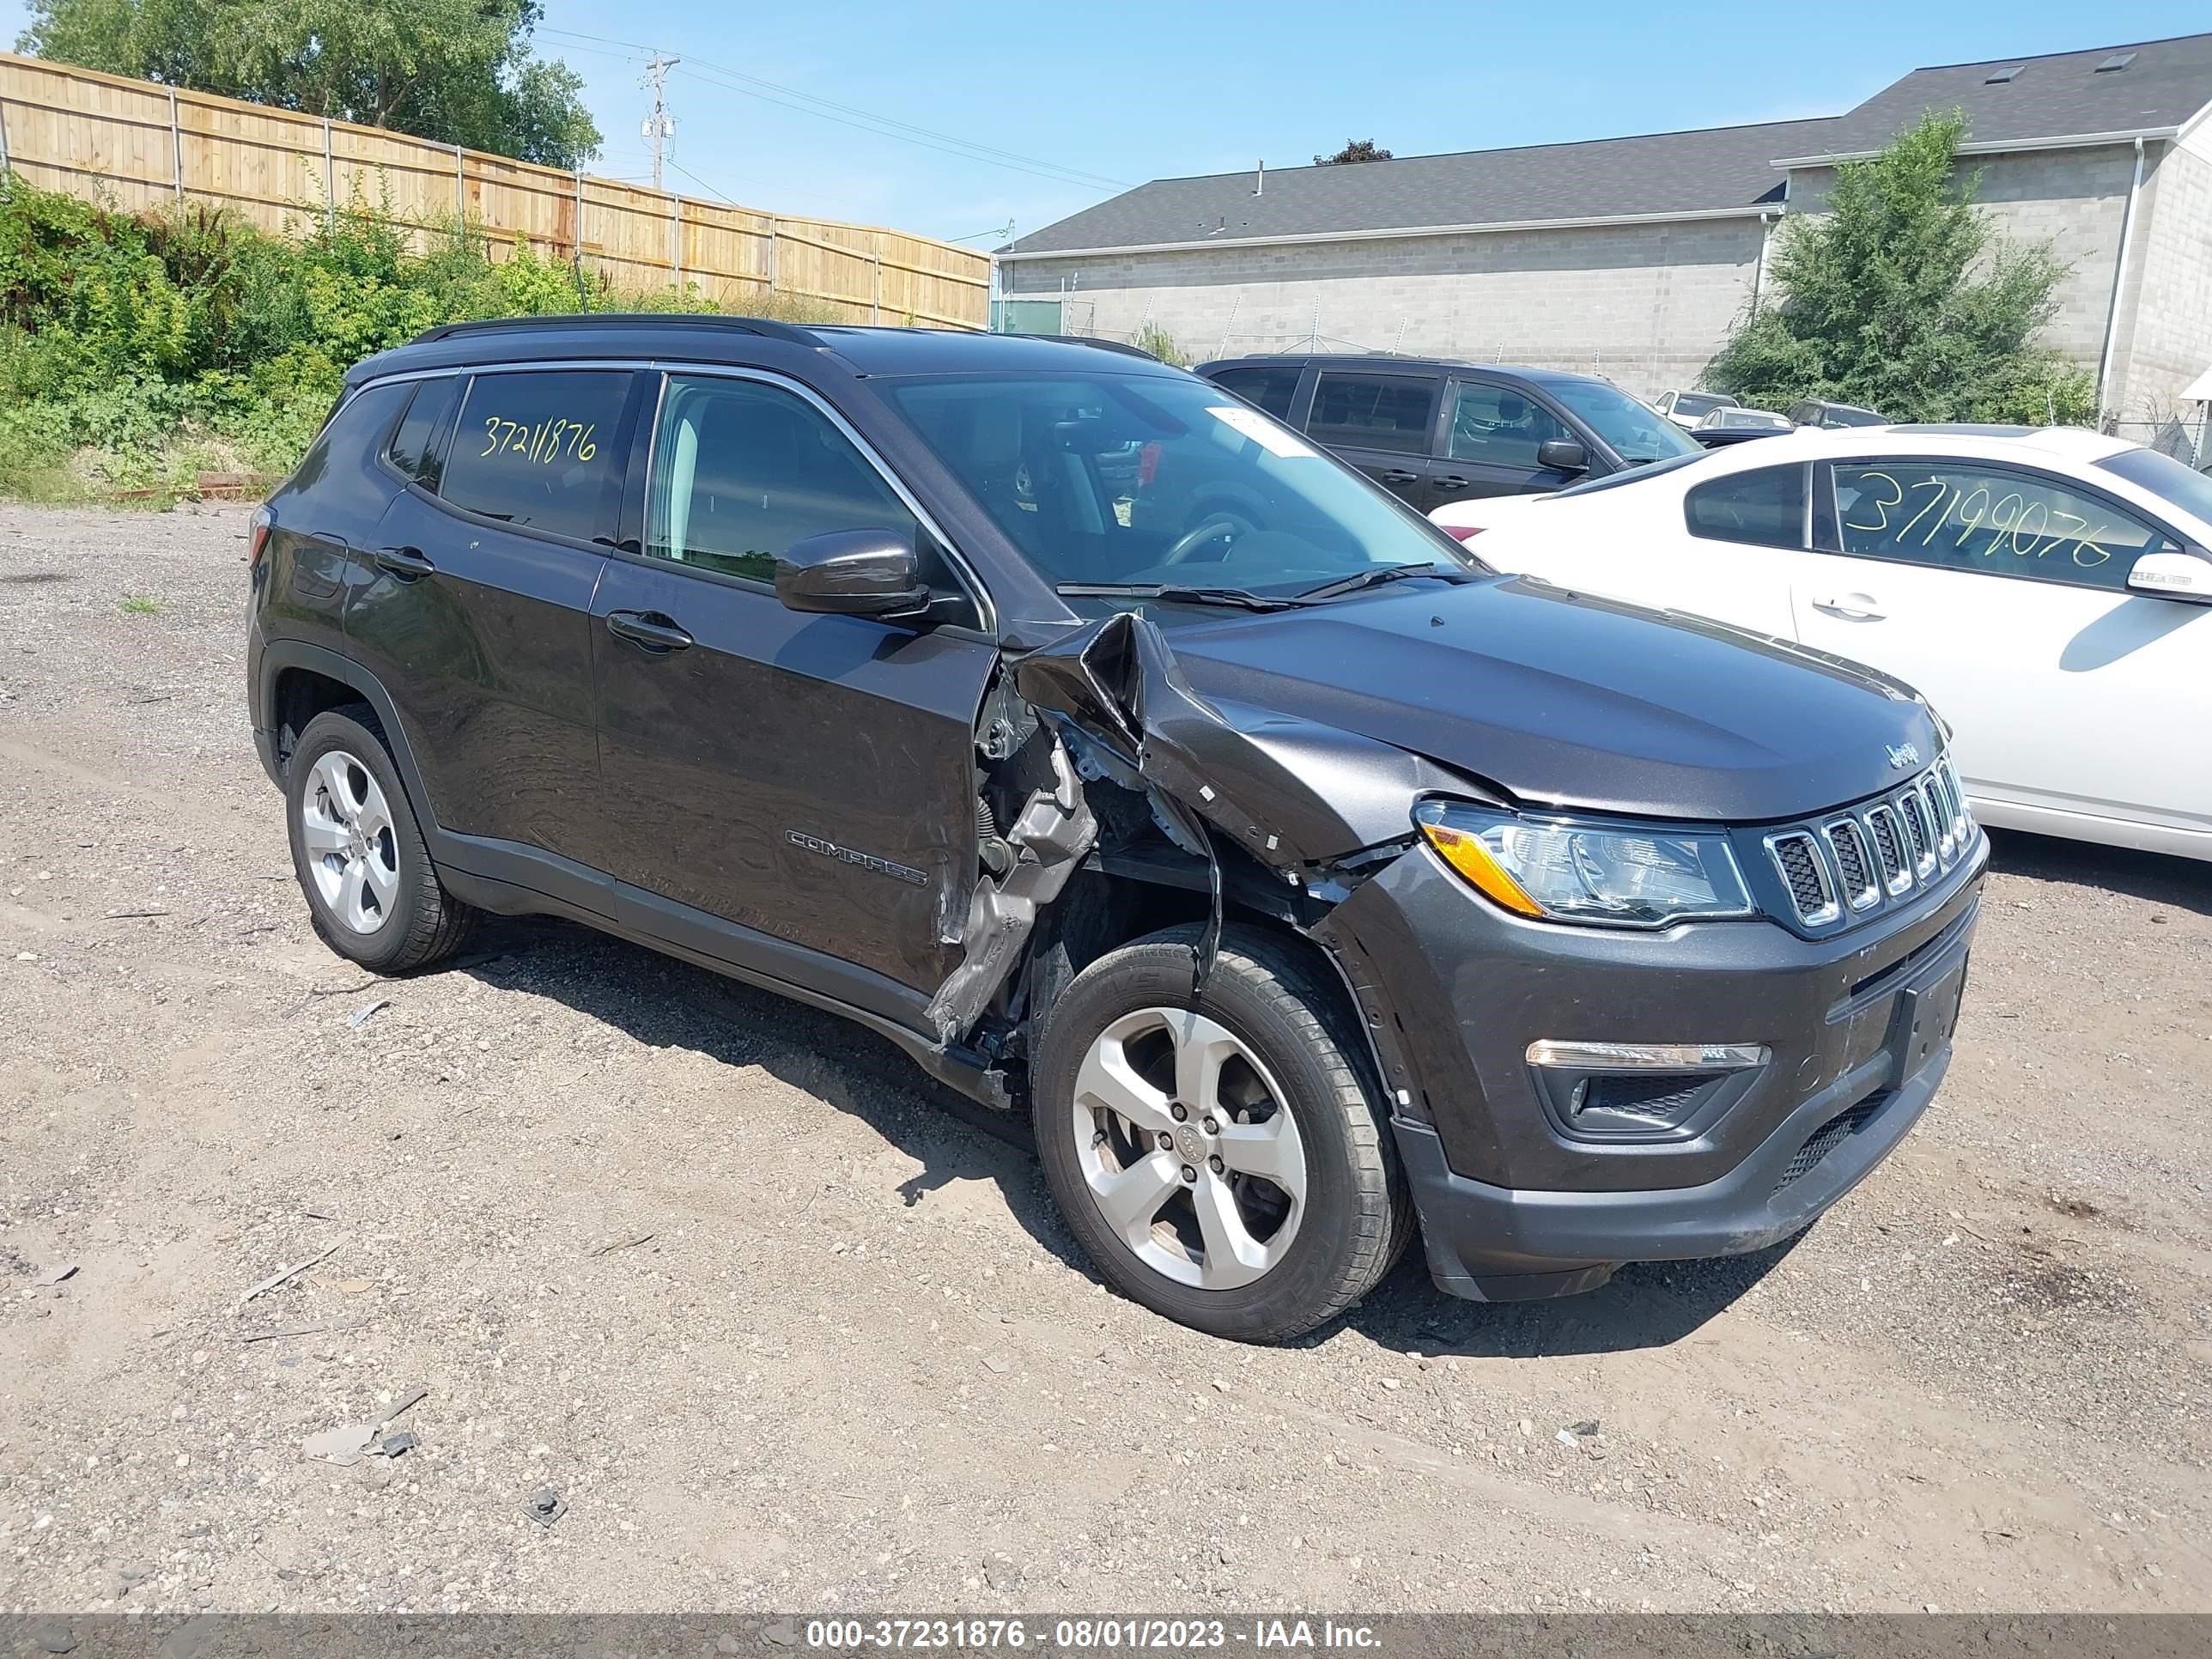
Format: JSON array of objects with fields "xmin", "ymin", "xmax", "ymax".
[
  {"xmin": 1823, "ymin": 405, "xmax": 1888, "ymax": 428},
  {"xmin": 2096, "ymin": 445, "xmax": 2212, "ymax": 533},
  {"xmin": 1545, "ymin": 380, "xmax": 1701, "ymax": 463},
  {"xmin": 889, "ymin": 373, "xmax": 1473, "ymax": 595},
  {"xmin": 1671, "ymin": 392, "xmax": 1734, "ymax": 418}
]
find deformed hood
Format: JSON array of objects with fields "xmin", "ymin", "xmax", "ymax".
[{"xmin": 1149, "ymin": 575, "xmax": 1942, "ymax": 824}]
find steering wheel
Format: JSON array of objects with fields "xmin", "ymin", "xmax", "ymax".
[{"xmin": 1162, "ymin": 510, "xmax": 1257, "ymax": 567}]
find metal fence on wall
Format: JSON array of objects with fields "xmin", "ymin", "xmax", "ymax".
[{"xmin": 0, "ymin": 52, "xmax": 992, "ymax": 330}]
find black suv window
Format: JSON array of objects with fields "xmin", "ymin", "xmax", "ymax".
[
  {"xmin": 388, "ymin": 377, "xmax": 460, "ymax": 491},
  {"xmin": 644, "ymin": 374, "xmax": 920, "ymax": 585},
  {"xmin": 440, "ymin": 370, "xmax": 633, "ymax": 541},
  {"xmin": 1830, "ymin": 460, "xmax": 2168, "ymax": 592},
  {"xmin": 1305, "ymin": 371, "xmax": 1437, "ymax": 456},
  {"xmin": 1684, "ymin": 464, "xmax": 1806, "ymax": 548},
  {"xmin": 1448, "ymin": 382, "xmax": 1571, "ymax": 468},
  {"xmin": 1208, "ymin": 365, "xmax": 1303, "ymax": 422}
]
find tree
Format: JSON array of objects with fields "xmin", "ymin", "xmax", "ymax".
[
  {"xmin": 1706, "ymin": 112, "xmax": 2094, "ymax": 424},
  {"xmin": 1315, "ymin": 139, "xmax": 1393, "ymax": 166},
  {"xmin": 18, "ymin": 0, "xmax": 600, "ymax": 169}
]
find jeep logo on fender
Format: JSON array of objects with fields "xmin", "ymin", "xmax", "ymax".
[{"xmin": 787, "ymin": 830, "xmax": 929, "ymax": 888}]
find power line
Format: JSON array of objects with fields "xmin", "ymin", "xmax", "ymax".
[{"xmin": 538, "ymin": 25, "xmax": 1129, "ymax": 192}]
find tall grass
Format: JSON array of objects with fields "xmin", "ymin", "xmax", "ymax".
[{"xmin": 0, "ymin": 176, "xmax": 839, "ymax": 499}]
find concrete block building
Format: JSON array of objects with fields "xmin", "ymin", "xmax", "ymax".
[{"xmin": 996, "ymin": 33, "xmax": 2212, "ymax": 421}]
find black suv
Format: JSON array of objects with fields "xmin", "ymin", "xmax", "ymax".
[
  {"xmin": 1196, "ymin": 353, "xmax": 1702, "ymax": 510},
  {"xmin": 248, "ymin": 317, "xmax": 1985, "ymax": 1342}
]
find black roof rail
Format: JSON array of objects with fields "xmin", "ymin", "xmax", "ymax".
[
  {"xmin": 410, "ymin": 313, "xmax": 824, "ymax": 348},
  {"xmin": 1028, "ymin": 333, "xmax": 1158, "ymax": 362}
]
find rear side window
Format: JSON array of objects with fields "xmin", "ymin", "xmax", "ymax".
[
  {"xmin": 439, "ymin": 370, "xmax": 634, "ymax": 540},
  {"xmin": 1305, "ymin": 371, "xmax": 1438, "ymax": 455},
  {"xmin": 388, "ymin": 377, "xmax": 460, "ymax": 491},
  {"xmin": 1684, "ymin": 464, "xmax": 1806, "ymax": 548},
  {"xmin": 1207, "ymin": 365, "xmax": 1302, "ymax": 422}
]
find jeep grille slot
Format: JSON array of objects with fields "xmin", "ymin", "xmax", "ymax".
[
  {"xmin": 1822, "ymin": 817, "xmax": 1879, "ymax": 911},
  {"xmin": 1774, "ymin": 1092, "xmax": 1887, "ymax": 1193},
  {"xmin": 1898, "ymin": 786, "xmax": 1937, "ymax": 879},
  {"xmin": 1767, "ymin": 830, "xmax": 1838, "ymax": 927},
  {"xmin": 1863, "ymin": 805, "xmax": 1911, "ymax": 896}
]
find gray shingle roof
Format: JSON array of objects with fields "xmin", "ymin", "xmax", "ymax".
[
  {"xmin": 1002, "ymin": 118, "xmax": 1838, "ymax": 256},
  {"xmin": 1006, "ymin": 31, "xmax": 2212, "ymax": 258},
  {"xmin": 1778, "ymin": 30, "xmax": 2212, "ymax": 160}
]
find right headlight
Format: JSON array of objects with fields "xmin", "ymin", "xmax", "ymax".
[{"xmin": 1414, "ymin": 801, "xmax": 1753, "ymax": 928}]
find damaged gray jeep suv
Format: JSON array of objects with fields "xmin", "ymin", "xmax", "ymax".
[{"xmin": 247, "ymin": 318, "xmax": 1986, "ymax": 1341}]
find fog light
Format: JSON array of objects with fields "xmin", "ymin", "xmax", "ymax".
[{"xmin": 1526, "ymin": 1041, "xmax": 1770, "ymax": 1071}]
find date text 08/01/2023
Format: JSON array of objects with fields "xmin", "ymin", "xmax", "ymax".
[{"xmin": 804, "ymin": 1619, "xmax": 1381, "ymax": 1650}]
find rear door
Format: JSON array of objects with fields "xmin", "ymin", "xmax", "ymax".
[
  {"xmin": 348, "ymin": 367, "xmax": 640, "ymax": 868},
  {"xmin": 1797, "ymin": 456, "xmax": 2210, "ymax": 831},
  {"xmin": 586, "ymin": 369, "xmax": 999, "ymax": 1001},
  {"xmin": 1431, "ymin": 377, "xmax": 1587, "ymax": 504},
  {"xmin": 1301, "ymin": 368, "xmax": 1442, "ymax": 507}
]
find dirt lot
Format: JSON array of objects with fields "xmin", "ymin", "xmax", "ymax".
[{"xmin": 0, "ymin": 502, "xmax": 2207, "ymax": 1616}]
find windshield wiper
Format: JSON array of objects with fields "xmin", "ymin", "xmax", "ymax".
[
  {"xmin": 1294, "ymin": 562, "xmax": 1467, "ymax": 602},
  {"xmin": 1056, "ymin": 582, "xmax": 1313, "ymax": 612}
]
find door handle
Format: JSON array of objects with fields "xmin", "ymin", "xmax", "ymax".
[
  {"xmin": 1433, "ymin": 475, "xmax": 1472, "ymax": 490},
  {"xmin": 605, "ymin": 610, "xmax": 694, "ymax": 653},
  {"xmin": 1379, "ymin": 469, "xmax": 1420, "ymax": 485},
  {"xmin": 1811, "ymin": 593, "xmax": 1885, "ymax": 621},
  {"xmin": 374, "ymin": 545, "xmax": 435, "ymax": 580}
]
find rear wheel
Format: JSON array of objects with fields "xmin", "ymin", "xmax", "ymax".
[
  {"xmin": 1032, "ymin": 923, "xmax": 1408, "ymax": 1342},
  {"xmin": 285, "ymin": 707, "xmax": 475, "ymax": 974}
]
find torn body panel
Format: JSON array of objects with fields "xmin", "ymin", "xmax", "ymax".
[
  {"xmin": 924, "ymin": 738, "xmax": 1097, "ymax": 1045},
  {"xmin": 1012, "ymin": 611, "xmax": 1486, "ymax": 872}
]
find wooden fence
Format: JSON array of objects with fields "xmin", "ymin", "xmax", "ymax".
[{"xmin": 0, "ymin": 52, "xmax": 992, "ymax": 330}]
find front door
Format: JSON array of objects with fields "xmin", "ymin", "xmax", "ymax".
[
  {"xmin": 587, "ymin": 371, "xmax": 999, "ymax": 1002},
  {"xmin": 1301, "ymin": 368, "xmax": 1442, "ymax": 507},
  {"xmin": 1796, "ymin": 457, "xmax": 2212, "ymax": 835},
  {"xmin": 346, "ymin": 368, "xmax": 638, "ymax": 866}
]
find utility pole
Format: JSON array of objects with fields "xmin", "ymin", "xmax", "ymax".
[{"xmin": 640, "ymin": 53, "xmax": 679, "ymax": 192}]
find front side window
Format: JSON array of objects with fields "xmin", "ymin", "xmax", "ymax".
[
  {"xmin": 645, "ymin": 374, "xmax": 919, "ymax": 585},
  {"xmin": 889, "ymin": 373, "xmax": 1465, "ymax": 592},
  {"xmin": 1831, "ymin": 460, "xmax": 2169, "ymax": 590},
  {"xmin": 2095, "ymin": 444, "xmax": 2212, "ymax": 534},
  {"xmin": 1684, "ymin": 464, "xmax": 1805, "ymax": 548},
  {"xmin": 1208, "ymin": 365, "xmax": 1303, "ymax": 422},
  {"xmin": 440, "ymin": 371, "xmax": 633, "ymax": 541},
  {"xmin": 1541, "ymin": 379, "xmax": 1700, "ymax": 464},
  {"xmin": 1304, "ymin": 372, "xmax": 1438, "ymax": 456},
  {"xmin": 1447, "ymin": 383, "xmax": 1570, "ymax": 467}
]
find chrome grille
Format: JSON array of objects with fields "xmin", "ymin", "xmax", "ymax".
[
  {"xmin": 1765, "ymin": 830, "xmax": 1838, "ymax": 927},
  {"xmin": 1823, "ymin": 817, "xmax": 1879, "ymax": 910},
  {"xmin": 1761, "ymin": 756, "xmax": 1978, "ymax": 929}
]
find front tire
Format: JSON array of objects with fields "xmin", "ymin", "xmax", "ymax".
[
  {"xmin": 1031, "ymin": 923, "xmax": 1409, "ymax": 1342},
  {"xmin": 285, "ymin": 706, "xmax": 475, "ymax": 974}
]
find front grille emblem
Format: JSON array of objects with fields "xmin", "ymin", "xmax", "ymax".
[{"xmin": 1886, "ymin": 742, "xmax": 1921, "ymax": 770}]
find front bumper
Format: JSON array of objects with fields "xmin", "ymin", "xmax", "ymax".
[{"xmin": 1316, "ymin": 829, "xmax": 1985, "ymax": 1301}]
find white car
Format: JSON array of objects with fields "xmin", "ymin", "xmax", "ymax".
[
  {"xmin": 1430, "ymin": 425, "xmax": 2212, "ymax": 862},
  {"xmin": 1653, "ymin": 390, "xmax": 1740, "ymax": 429}
]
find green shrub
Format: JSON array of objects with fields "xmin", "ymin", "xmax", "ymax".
[{"xmin": 0, "ymin": 175, "xmax": 847, "ymax": 498}]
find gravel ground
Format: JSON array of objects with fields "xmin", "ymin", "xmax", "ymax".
[{"xmin": 0, "ymin": 502, "xmax": 2207, "ymax": 1615}]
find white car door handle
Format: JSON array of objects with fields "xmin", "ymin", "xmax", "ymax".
[{"xmin": 1811, "ymin": 592, "xmax": 1885, "ymax": 621}]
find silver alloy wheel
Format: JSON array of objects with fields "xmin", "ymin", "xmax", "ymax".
[
  {"xmin": 299, "ymin": 750, "xmax": 399, "ymax": 936},
  {"xmin": 1071, "ymin": 1006, "xmax": 1307, "ymax": 1291}
]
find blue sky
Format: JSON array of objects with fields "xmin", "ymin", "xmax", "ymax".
[{"xmin": 5, "ymin": 1, "xmax": 2209, "ymax": 243}]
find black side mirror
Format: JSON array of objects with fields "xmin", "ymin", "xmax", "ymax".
[
  {"xmin": 1536, "ymin": 438, "xmax": 1589, "ymax": 473},
  {"xmin": 775, "ymin": 529, "xmax": 931, "ymax": 618}
]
